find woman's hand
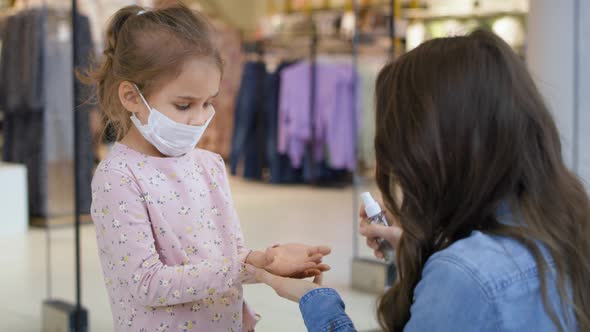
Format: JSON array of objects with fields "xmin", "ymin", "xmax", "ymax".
[
  {"xmin": 359, "ymin": 201, "xmax": 403, "ymax": 260},
  {"xmin": 264, "ymin": 243, "xmax": 331, "ymax": 278},
  {"xmin": 253, "ymin": 267, "xmax": 323, "ymax": 302}
]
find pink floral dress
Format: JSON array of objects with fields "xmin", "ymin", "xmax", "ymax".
[{"xmin": 91, "ymin": 143, "xmax": 258, "ymax": 332}]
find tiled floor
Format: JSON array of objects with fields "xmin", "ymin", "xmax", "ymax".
[{"xmin": 0, "ymin": 176, "xmax": 381, "ymax": 332}]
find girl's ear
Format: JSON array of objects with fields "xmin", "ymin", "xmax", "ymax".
[{"xmin": 119, "ymin": 81, "xmax": 145, "ymax": 113}]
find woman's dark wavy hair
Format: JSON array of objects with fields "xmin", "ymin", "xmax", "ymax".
[{"xmin": 374, "ymin": 29, "xmax": 590, "ymax": 332}]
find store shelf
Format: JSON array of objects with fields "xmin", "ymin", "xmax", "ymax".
[
  {"xmin": 279, "ymin": 0, "xmax": 398, "ymax": 15},
  {"xmin": 403, "ymin": 8, "xmax": 527, "ymax": 21}
]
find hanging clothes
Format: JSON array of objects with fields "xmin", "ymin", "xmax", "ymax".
[
  {"xmin": 73, "ymin": 13, "xmax": 96, "ymax": 215},
  {"xmin": 230, "ymin": 60, "xmax": 304, "ymax": 183},
  {"xmin": 265, "ymin": 61, "xmax": 302, "ymax": 184},
  {"xmin": 278, "ymin": 61, "xmax": 357, "ymax": 172},
  {"xmin": 230, "ymin": 58, "xmax": 357, "ymax": 185},
  {"xmin": 0, "ymin": 7, "xmax": 94, "ymax": 219},
  {"xmin": 1, "ymin": 8, "xmax": 48, "ymax": 216},
  {"xmin": 230, "ymin": 61, "xmax": 267, "ymax": 180}
]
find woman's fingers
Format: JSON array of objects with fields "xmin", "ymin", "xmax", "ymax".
[
  {"xmin": 367, "ymin": 238, "xmax": 384, "ymax": 259},
  {"xmin": 359, "ymin": 203, "xmax": 368, "ymax": 218},
  {"xmin": 359, "ymin": 222, "xmax": 373, "ymax": 237},
  {"xmin": 290, "ymin": 269, "xmax": 319, "ymax": 279},
  {"xmin": 360, "ymin": 223, "xmax": 403, "ymax": 249},
  {"xmin": 295, "ymin": 263, "xmax": 330, "ymax": 278},
  {"xmin": 304, "ymin": 269, "xmax": 321, "ymax": 277},
  {"xmin": 313, "ymin": 273, "xmax": 323, "ymax": 285},
  {"xmin": 374, "ymin": 250, "xmax": 384, "ymax": 259},
  {"xmin": 366, "ymin": 237, "xmax": 380, "ymax": 250},
  {"xmin": 360, "ymin": 223, "xmax": 387, "ymax": 238}
]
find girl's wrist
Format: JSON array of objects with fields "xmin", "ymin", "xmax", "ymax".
[{"xmin": 245, "ymin": 250, "xmax": 268, "ymax": 268}]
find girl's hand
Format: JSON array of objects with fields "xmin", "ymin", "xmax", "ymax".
[
  {"xmin": 264, "ymin": 243, "xmax": 331, "ymax": 278},
  {"xmin": 359, "ymin": 202, "xmax": 403, "ymax": 260},
  {"xmin": 253, "ymin": 267, "xmax": 323, "ymax": 302}
]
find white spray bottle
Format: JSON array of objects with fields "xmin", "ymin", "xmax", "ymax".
[{"xmin": 361, "ymin": 192, "xmax": 395, "ymax": 263}]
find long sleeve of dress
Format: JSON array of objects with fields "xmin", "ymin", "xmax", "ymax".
[
  {"xmin": 91, "ymin": 167, "xmax": 254, "ymax": 307},
  {"xmin": 214, "ymin": 154, "xmax": 258, "ymax": 284}
]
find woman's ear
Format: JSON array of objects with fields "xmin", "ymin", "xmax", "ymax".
[{"xmin": 118, "ymin": 81, "xmax": 144, "ymax": 114}]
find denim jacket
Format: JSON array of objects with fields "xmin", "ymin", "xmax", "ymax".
[{"xmin": 299, "ymin": 230, "xmax": 576, "ymax": 332}]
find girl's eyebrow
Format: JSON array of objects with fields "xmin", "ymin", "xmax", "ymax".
[{"xmin": 176, "ymin": 91, "xmax": 219, "ymax": 100}]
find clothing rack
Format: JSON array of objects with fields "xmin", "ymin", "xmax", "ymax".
[
  {"xmin": 236, "ymin": 6, "xmax": 378, "ymax": 186},
  {"xmin": 254, "ymin": 40, "xmax": 266, "ymax": 182},
  {"xmin": 302, "ymin": 8, "xmax": 354, "ymax": 185},
  {"xmin": 237, "ymin": 11, "xmax": 355, "ymax": 186}
]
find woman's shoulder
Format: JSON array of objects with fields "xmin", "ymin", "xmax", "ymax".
[
  {"xmin": 407, "ymin": 231, "xmax": 563, "ymax": 331},
  {"xmin": 427, "ymin": 231, "xmax": 554, "ymax": 300}
]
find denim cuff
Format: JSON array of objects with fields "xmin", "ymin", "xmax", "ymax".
[
  {"xmin": 300, "ymin": 288, "xmax": 342, "ymax": 307},
  {"xmin": 300, "ymin": 288, "xmax": 355, "ymax": 332}
]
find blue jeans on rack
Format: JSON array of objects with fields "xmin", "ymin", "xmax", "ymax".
[{"xmin": 230, "ymin": 61, "xmax": 266, "ymax": 179}]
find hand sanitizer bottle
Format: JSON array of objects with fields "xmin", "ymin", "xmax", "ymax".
[{"xmin": 361, "ymin": 192, "xmax": 395, "ymax": 263}]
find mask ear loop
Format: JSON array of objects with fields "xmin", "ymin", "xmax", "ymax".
[
  {"xmin": 133, "ymin": 83, "xmax": 152, "ymax": 111},
  {"xmin": 204, "ymin": 108, "xmax": 216, "ymax": 127}
]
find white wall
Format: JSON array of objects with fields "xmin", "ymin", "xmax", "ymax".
[
  {"xmin": 577, "ymin": 0, "xmax": 590, "ymax": 187},
  {"xmin": 528, "ymin": 0, "xmax": 590, "ymax": 187}
]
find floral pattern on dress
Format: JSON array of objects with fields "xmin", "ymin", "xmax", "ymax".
[{"xmin": 91, "ymin": 143, "xmax": 257, "ymax": 332}]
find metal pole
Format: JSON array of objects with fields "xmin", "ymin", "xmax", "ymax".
[
  {"xmin": 390, "ymin": 0, "xmax": 395, "ymax": 58},
  {"xmin": 45, "ymin": 213, "xmax": 52, "ymax": 299},
  {"xmin": 71, "ymin": 0, "xmax": 83, "ymax": 330},
  {"xmin": 351, "ymin": 0, "xmax": 360, "ymax": 264},
  {"xmin": 39, "ymin": 0, "xmax": 52, "ymax": 303}
]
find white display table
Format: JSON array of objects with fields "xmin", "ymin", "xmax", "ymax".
[{"xmin": 0, "ymin": 163, "xmax": 28, "ymax": 236}]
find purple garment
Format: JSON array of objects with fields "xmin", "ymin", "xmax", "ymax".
[{"xmin": 278, "ymin": 62, "xmax": 357, "ymax": 171}]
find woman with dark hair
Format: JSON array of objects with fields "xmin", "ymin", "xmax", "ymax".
[{"xmin": 252, "ymin": 29, "xmax": 590, "ymax": 332}]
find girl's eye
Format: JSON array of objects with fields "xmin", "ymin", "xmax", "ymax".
[
  {"xmin": 175, "ymin": 104, "xmax": 191, "ymax": 111},
  {"xmin": 204, "ymin": 101, "xmax": 214, "ymax": 108}
]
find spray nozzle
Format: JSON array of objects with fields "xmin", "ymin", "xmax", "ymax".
[{"xmin": 361, "ymin": 192, "xmax": 382, "ymax": 218}]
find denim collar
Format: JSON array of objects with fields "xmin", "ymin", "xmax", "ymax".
[
  {"xmin": 496, "ymin": 201, "xmax": 511, "ymax": 217},
  {"xmin": 495, "ymin": 201, "xmax": 515, "ymax": 225}
]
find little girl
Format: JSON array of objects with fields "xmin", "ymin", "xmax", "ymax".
[{"xmin": 88, "ymin": 4, "xmax": 330, "ymax": 332}]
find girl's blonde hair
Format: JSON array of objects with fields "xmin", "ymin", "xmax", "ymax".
[{"xmin": 84, "ymin": 3, "xmax": 222, "ymax": 140}]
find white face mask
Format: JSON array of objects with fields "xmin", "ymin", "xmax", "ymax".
[{"xmin": 130, "ymin": 84, "xmax": 215, "ymax": 157}]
